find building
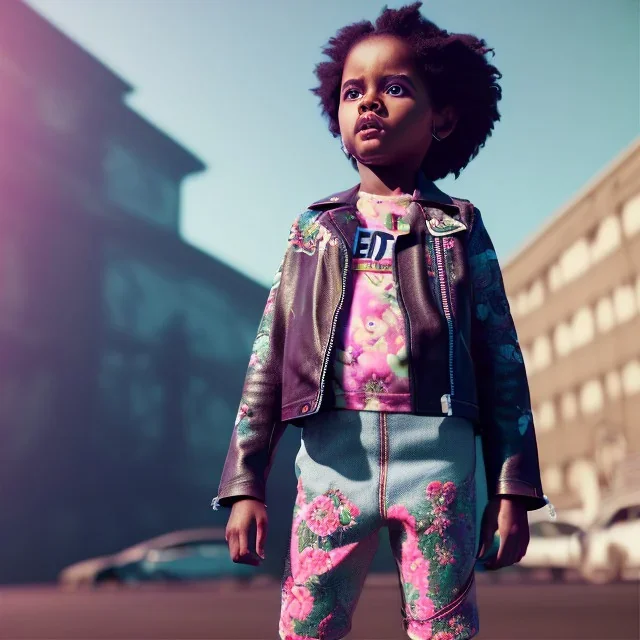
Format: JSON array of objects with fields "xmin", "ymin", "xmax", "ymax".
[
  {"xmin": 0, "ymin": 1, "xmax": 303, "ymax": 584},
  {"xmin": 503, "ymin": 138, "xmax": 640, "ymax": 523}
]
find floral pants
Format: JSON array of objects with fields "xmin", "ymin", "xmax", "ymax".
[{"xmin": 278, "ymin": 409, "xmax": 480, "ymax": 640}]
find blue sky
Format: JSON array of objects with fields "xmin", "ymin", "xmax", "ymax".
[{"xmin": 27, "ymin": 0, "xmax": 639, "ymax": 286}]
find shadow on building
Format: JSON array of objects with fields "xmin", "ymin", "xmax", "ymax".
[{"xmin": 0, "ymin": 1, "xmax": 306, "ymax": 584}]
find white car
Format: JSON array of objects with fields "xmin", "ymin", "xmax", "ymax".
[
  {"xmin": 518, "ymin": 511, "xmax": 584, "ymax": 580},
  {"xmin": 579, "ymin": 488, "xmax": 640, "ymax": 584}
]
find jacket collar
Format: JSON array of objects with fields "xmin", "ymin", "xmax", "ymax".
[{"xmin": 307, "ymin": 170, "xmax": 459, "ymax": 211}]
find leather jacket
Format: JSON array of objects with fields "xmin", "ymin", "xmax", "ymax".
[{"xmin": 214, "ymin": 172, "xmax": 547, "ymax": 512}]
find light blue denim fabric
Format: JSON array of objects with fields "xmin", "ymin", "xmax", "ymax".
[{"xmin": 278, "ymin": 409, "xmax": 482, "ymax": 640}]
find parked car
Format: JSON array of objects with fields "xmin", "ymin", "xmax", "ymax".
[
  {"xmin": 58, "ymin": 527, "xmax": 256, "ymax": 588},
  {"xmin": 517, "ymin": 511, "xmax": 584, "ymax": 581},
  {"xmin": 578, "ymin": 488, "xmax": 640, "ymax": 584}
]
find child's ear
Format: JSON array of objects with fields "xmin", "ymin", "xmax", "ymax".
[{"xmin": 433, "ymin": 106, "xmax": 458, "ymax": 141}]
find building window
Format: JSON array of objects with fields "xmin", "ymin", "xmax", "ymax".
[
  {"xmin": 553, "ymin": 322, "xmax": 573, "ymax": 357},
  {"xmin": 571, "ymin": 306, "xmax": 595, "ymax": 349},
  {"xmin": 613, "ymin": 284, "xmax": 637, "ymax": 324},
  {"xmin": 590, "ymin": 215, "xmax": 621, "ymax": 263},
  {"xmin": 561, "ymin": 391, "xmax": 578, "ymax": 421},
  {"xmin": 605, "ymin": 370, "xmax": 622, "ymax": 400},
  {"xmin": 532, "ymin": 335, "xmax": 552, "ymax": 371},
  {"xmin": 528, "ymin": 279, "xmax": 545, "ymax": 312},
  {"xmin": 622, "ymin": 360, "xmax": 640, "ymax": 396},
  {"xmin": 535, "ymin": 401, "xmax": 557, "ymax": 432},
  {"xmin": 559, "ymin": 238, "xmax": 590, "ymax": 285},
  {"xmin": 622, "ymin": 193, "xmax": 640, "ymax": 237},
  {"xmin": 595, "ymin": 295, "xmax": 616, "ymax": 333},
  {"xmin": 548, "ymin": 263, "xmax": 563, "ymax": 293},
  {"xmin": 541, "ymin": 466, "xmax": 563, "ymax": 494},
  {"xmin": 580, "ymin": 379, "xmax": 604, "ymax": 415}
]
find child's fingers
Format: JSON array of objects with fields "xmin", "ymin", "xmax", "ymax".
[
  {"xmin": 486, "ymin": 531, "xmax": 517, "ymax": 570},
  {"xmin": 227, "ymin": 530, "xmax": 239, "ymax": 562},
  {"xmin": 238, "ymin": 527, "xmax": 250, "ymax": 559},
  {"xmin": 256, "ymin": 515, "xmax": 268, "ymax": 559}
]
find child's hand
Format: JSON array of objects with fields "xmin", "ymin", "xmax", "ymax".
[
  {"xmin": 477, "ymin": 496, "xmax": 529, "ymax": 570},
  {"xmin": 225, "ymin": 498, "xmax": 268, "ymax": 566}
]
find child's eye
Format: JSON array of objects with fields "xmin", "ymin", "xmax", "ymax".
[
  {"xmin": 344, "ymin": 88, "xmax": 361, "ymax": 101},
  {"xmin": 386, "ymin": 84, "xmax": 406, "ymax": 96}
]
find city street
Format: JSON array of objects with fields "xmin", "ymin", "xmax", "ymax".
[{"xmin": 1, "ymin": 575, "xmax": 638, "ymax": 640}]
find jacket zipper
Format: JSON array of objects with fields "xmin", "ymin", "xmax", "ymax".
[
  {"xmin": 379, "ymin": 413, "xmax": 389, "ymax": 519},
  {"xmin": 433, "ymin": 236, "xmax": 455, "ymax": 416},
  {"xmin": 315, "ymin": 222, "xmax": 350, "ymax": 411},
  {"xmin": 392, "ymin": 234, "xmax": 415, "ymax": 409}
]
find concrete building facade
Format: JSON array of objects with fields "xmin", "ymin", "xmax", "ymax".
[{"xmin": 502, "ymin": 139, "xmax": 640, "ymax": 522}]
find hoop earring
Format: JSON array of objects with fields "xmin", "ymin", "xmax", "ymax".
[{"xmin": 432, "ymin": 124, "xmax": 443, "ymax": 143}]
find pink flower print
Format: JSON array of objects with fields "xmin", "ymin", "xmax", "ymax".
[
  {"xmin": 412, "ymin": 596, "xmax": 436, "ymax": 621},
  {"xmin": 295, "ymin": 477, "xmax": 306, "ymax": 508},
  {"xmin": 426, "ymin": 514, "xmax": 451, "ymax": 536},
  {"xmin": 448, "ymin": 616, "xmax": 469, "ymax": 636},
  {"xmin": 426, "ymin": 481, "xmax": 443, "ymax": 499},
  {"xmin": 234, "ymin": 403, "xmax": 249, "ymax": 427},
  {"xmin": 432, "ymin": 632, "xmax": 456, "ymax": 640},
  {"xmin": 435, "ymin": 543, "xmax": 456, "ymax": 566},
  {"xmin": 296, "ymin": 547, "xmax": 333, "ymax": 583},
  {"xmin": 388, "ymin": 504, "xmax": 417, "ymax": 530},
  {"xmin": 284, "ymin": 581, "xmax": 314, "ymax": 622},
  {"xmin": 305, "ymin": 495, "xmax": 340, "ymax": 537},
  {"xmin": 406, "ymin": 618, "xmax": 432, "ymax": 640},
  {"xmin": 442, "ymin": 481, "xmax": 456, "ymax": 505},
  {"xmin": 317, "ymin": 613, "xmax": 334, "ymax": 637},
  {"xmin": 443, "ymin": 236, "xmax": 455, "ymax": 250}
]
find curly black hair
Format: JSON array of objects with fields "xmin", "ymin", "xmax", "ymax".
[{"xmin": 310, "ymin": 2, "xmax": 502, "ymax": 180}]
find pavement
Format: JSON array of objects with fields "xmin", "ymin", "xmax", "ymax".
[{"xmin": 0, "ymin": 574, "xmax": 638, "ymax": 640}]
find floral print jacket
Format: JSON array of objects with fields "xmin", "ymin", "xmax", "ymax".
[{"xmin": 214, "ymin": 172, "xmax": 546, "ymax": 512}]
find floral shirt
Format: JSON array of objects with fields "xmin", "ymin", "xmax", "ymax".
[{"xmin": 331, "ymin": 190, "xmax": 413, "ymax": 412}]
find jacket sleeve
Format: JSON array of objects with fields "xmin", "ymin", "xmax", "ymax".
[
  {"xmin": 212, "ymin": 220, "xmax": 296, "ymax": 509},
  {"xmin": 467, "ymin": 208, "xmax": 547, "ymax": 511}
]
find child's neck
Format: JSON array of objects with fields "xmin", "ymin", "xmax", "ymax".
[{"xmin": 357, "ymin": 164, "xmax": 419, "ymax": 197}]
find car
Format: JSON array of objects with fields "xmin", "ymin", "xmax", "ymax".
[
  {"xmin": 58, "ymin": 527, "xmax": 257, "ymax": 588},
  {"xmin": 517, "ymin": 511, "xmax": 584, "ymax": 581},
  {"xmin": 578, "ymin": 488, "xmax": 640, "ymax": 584}
]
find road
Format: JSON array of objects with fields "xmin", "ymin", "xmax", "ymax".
[{"xmin": 1, "ymin": 575, "xmax": 638, "ymax": 640}]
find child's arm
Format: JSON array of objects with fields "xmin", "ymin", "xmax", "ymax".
[
  {"xmin": 214, "ymin": 218, "xmax": 298, "ymax": 510},
  {"xmin": 467, "ymin": 207, "xmax": 547, "ymax": 512}
]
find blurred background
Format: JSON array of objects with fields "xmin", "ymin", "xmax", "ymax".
[{"xmin": 0, "ymin": 1, "xmax": 638, "ymax": 638}]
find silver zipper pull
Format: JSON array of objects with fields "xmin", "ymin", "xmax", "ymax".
[
  {"xmin": 440, "ymin": 394, "xmax": 453, "ymax": 416},
  {"xmin": 543, "ymin": 494, "xmax": 557, "ymax": 520},
  {"xmin": 210, "ymin": 496, "xmax": 221, "ymax": 511}
]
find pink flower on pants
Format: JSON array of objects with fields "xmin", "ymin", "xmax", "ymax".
[
  {"xmin": 426, "ymin": 481, "xmax": 443, "ymax": 498},
  {"xmin": 406, "ymin": 618, "xmax": 432, "ymax": 640},
  {"xmin": 432, "ymin": 632, "xmax": 456, "ymax": 640},
  {"xmin": 296, "ymin": 547, "xmax": 332, "ymax": 582},
  {"xmin": 282, "ymin": 577, "xmax": 314, "ymax": 622},
  {"xmin": 442, "ymin": 481, "xmax": 456, "ymax": 505},
  {"xmin": 402, "ymin": 544, "xmax": 429, "ymax": 591},
  {"xmin": 305, "ymin": 495, "xmax": 340, "ymax": 536},
  {"xmin": 426, "ymin": 515, "xmax": 451, "ymax": 536},
  {"xmin": 388, "ymin": 504, "xmax": 417, "ymax": 529},
  {"xmin": 412, "ymin": 596, "xmax": 435, "ymax": 620}
]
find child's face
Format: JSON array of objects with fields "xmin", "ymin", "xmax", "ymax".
[{"xmin": 338, "ymin": 35, "xmax": 434, "ymax": 170}]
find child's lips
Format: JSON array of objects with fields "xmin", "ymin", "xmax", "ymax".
[{"xmin": 358, "ymin": 127, "xmax": 384, "ymax": 139}]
